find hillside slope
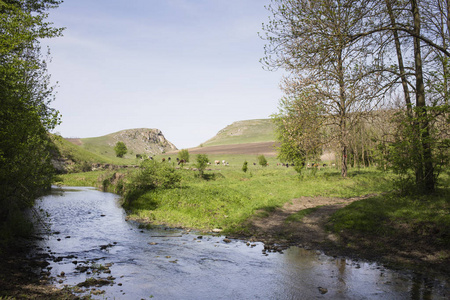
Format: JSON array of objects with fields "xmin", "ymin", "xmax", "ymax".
[
  {"xmin": 202, "ymin": 119, "xmax": 275, "ymax": 147},
  {"xmin": 69, "ymin": 128, "xmax": 177, "ymax": 160}
]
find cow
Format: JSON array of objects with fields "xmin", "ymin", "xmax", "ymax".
[
  {"xmin": 215, "ymin": 160, "xmax": 220, "ymax": 165},
  {"xmin": 178, "ymin": 159, "xmax": 186, "ymax": 165},
  {"xmin": 162, "ymin": 158, "xmax": 166, "ymax": 162}
]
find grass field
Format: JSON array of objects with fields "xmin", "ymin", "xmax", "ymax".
[{"xmin": 201, "ymin": 119, "xmax": 276, "ymax": 147}]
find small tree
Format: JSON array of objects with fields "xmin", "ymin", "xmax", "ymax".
[
  {"xmin": 242, "ymin": 161, "xmax": 248, "ymax": 173},
  {"xmin": 195, "ymin": 154, "xmax": 209, "ymax": 178},
  {"xmin": 178, "ymin": 149, "xmax": 190, "ymax": 163},
  {"xmin": 114, "ymin": 141, "xmax": 127, "ymax": 158},
  {"xmin": 258, "ymin": 155, "xmax": 268, "ymax": 167}
]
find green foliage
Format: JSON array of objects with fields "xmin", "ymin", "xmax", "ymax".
[
  {"xmin": 195, "ymin": 154, "xmax": 209, "ymax": 178},
  {"xmin": 0, "ymin": 0, "xmax": 62, "ymax": 245},
  {"xmin": 257, "ymin": 155, "xmax": 268, "ymax": 167},
  {"xmin": 114, "ymin": 141, "xmax": 128, "ymax": 158},
  {"xmin": 178, "ymin": 149, "xmax": 190, "ymax": 163},
  {"xmin": 242, "ymin": 161, "xmax": 248, "ymax": 173},
  {"xmin": 123, "ymin": 160, "xmax": 181, "ymax": 204},
  {"xmin": 272, "ymin": 88, "xmax": 325, "ymax": 175},
  {"xmin": 380, "ymin": 106, "xmax": 449, "ymax": 195}
]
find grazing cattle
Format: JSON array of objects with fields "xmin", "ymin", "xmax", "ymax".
[
  {"xmin": 323, "ymin": 164, "xmax": 327, "ymax": 167},
  {"xmin": 222, "ymin": 160, "xmax": 226, "ymax": 165},
  {"xmin": 162, "ymin": 158, "xmax": 166, "ymax": 162},
  {"xmin": 253, "ymin": 163, "xmax": 256, "ymax": 166},
  {"xmin": 149, "ymin": 156, "xmax": 153, "ymax": 160},
  {"xmin": 178, "ymin": 159, "xmax": 186, "ymax": 165},
  {"xmin": 215, "ymin": 160, "xmax": 220, "ymax": 165},
  {"xmin": 168, "ymin": 157, "xmax": 171, "ymax": 162},
  {"xmin": 136, "ymin": 154, "xmax": 142, "ymax": 159}
]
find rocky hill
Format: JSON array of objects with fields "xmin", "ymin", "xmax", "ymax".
[{"xmin": 67, "ymin": 128, "xmax": 177, "ymax": 159}]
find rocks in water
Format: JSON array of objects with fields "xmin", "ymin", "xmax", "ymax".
[
  {"xmin": 100, "ymin": 243, "xmax": 114, "ymax": 250},
  {"xmin": 318, "ymin": 287, "xmax": 328, "ymax": 294},
  {"xmin": 223, "ymin": 238, "xmax": 231, "ymax": 243}
]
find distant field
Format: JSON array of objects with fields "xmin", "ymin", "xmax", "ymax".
[{"xmin": 168, "ymin": 142, "xmax": 279, "ymax": 156}]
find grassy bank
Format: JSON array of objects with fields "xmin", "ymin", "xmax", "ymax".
[
  {"xmin": 57, "ymin": 160, "xmax": 395, "ymax": 230},
  {"xmin": 123, "ymin": 166, "xmax": 394, "ymax": 233}
]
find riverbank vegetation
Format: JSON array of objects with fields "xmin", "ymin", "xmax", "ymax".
[{"xmin": 0, "ymin": 0, "xmax": 63, "ymax": 249}]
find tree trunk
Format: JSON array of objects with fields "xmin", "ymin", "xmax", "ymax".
[
  {"xmin": 412, "ymin": 0, "xmax": 435, "ymax": 193},
  {"xmin": 338, "ymin": 49, "xmax": 348, "ymax": 177},
  {"xmin": 385, "ymin": 0, "xmax": 413, "ymax": 117}
]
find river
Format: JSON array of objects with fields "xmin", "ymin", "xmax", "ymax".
[{"xmin": 30, "ymin": 186, "xmax": 449, "ymax": 299}]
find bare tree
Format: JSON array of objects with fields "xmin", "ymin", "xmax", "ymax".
[{"xmin": 263, "ymin": 0, "xmax": 384, "ymax": 177}]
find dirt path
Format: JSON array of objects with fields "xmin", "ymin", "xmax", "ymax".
[{"xmin": 245, "ymin": 195, "xmax": 372, "ymax": 249}]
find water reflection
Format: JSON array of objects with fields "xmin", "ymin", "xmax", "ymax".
[{"xmin": 31, "ymin": 187, "xmax": 449, "ymax": 299}]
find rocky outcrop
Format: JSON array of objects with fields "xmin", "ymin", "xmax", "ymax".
[{"xmin": 108, "ymin": 128, "xmax": 177, "ymax": 155}]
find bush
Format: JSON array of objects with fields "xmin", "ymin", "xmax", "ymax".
[
  {"xmin": 114, "ymin": 141, "xmax": 127, "ymax": 158},
  {"xmin": 124, "ymin": 160, "xmax": 181, "ymax": 204},
  {"xmin": 178, "ymin": 149, "xmax": 190, "ymax": 163},
  {"xmin": 195, "ymin": 154, "xmax": 209, "ymax": 178},
  {"xmin": 258, "ymin": 155, "xmax": 268, "ymax": 167},
  {"xmin": 242, "ymin": 161, "xmax": 248, "ymax": 173}
]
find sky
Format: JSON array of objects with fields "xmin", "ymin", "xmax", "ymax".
[{"xmin": 44, "ymin": 0, "xmax": 284, "ymax": 149}]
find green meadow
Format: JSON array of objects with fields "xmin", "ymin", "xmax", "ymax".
[{"xmin": 57, "ymin": 157, "xmax": 397, "ymax": 233}]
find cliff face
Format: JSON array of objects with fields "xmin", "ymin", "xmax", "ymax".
[{"xmin": 107, "ymin": 128, "xmax": 177, "ymax": 155}]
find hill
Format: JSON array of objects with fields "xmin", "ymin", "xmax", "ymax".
[
  {"xmin": 68, "ymin": 128, "xmax": 177, "ymax": 160},
  {"xmin": 201, "ymin": 119, "xmax": 276, "ymax": 147}
]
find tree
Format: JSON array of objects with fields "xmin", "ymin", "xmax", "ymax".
[
  {"xmin": 262, "ymin": 0, "xmax": 383, "ymax": 177},
  {"xmin": 272, "ymin": 85, "xmax": 326, "ymax": 173},
  {"xmin": 0, "ymin": 0, "xmax": 63, "ymax": 243},
  {"xmin": 195, "ymin": 154, "xmax": 209, "ymax": 178},
  {"xmin": 178, "ymin": 149, "xmax": 190, "ymax": 163},
  {"xmin": 114, "ymin": 141, "xmax": 127, "ymax": 158},
  {"xmin": 366, "ymin": 0, "xmax": 450, "ymax": 193}
]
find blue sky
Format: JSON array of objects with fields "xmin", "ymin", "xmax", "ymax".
[{"xmin": 45, "ymin": 0, "xmax": 283, "ymax": 149}]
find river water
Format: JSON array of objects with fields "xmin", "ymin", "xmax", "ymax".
[{"xmin": 31, "ymin": 186, "xmax": 449, "ymax": 299}]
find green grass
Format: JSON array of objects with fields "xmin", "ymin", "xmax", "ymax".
[
  {"xmin": 120, "ymin": 165, "xmax": 395, "ymax": 233},
  {"xmin": 329, "ymin": 189, "xmax": 450, "ymax": 243},
  {"xmin": 52, "ymin": 135, "xmax": 139, "ymax": 167},
  {"xmin": 201, "ymin": 119, "xmax": 276, "ymax": 147}
]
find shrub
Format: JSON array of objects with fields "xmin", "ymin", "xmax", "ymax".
[
  {"xmin": 242, "ymin": 161, "xmax": 248, "ymax": 173},
  {"xmin": 258, "ymin": 155, "xmax": 268, "ymax": 167},
  {"xmin": 114, "ymin": 141, "xmax": 128, "ymax": 158},
  {"xmin": 178, "ymin": 149, "xmax": 190, "ymax": 163},
  {"xmin": 124, "ymin": 160, "xmax": 180, "ymax": 204},
  {"xmin": 196, "ymin": 154, "xmax": 209, "ymax": 178}
]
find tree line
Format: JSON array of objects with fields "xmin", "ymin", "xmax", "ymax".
[
  {"xmin": 0, "ymin": 0, "xmax": 62, "ymax": 245},
  {"xmin": 265, "ymin": 0, "xmax": 449, "ymax": 194}
]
